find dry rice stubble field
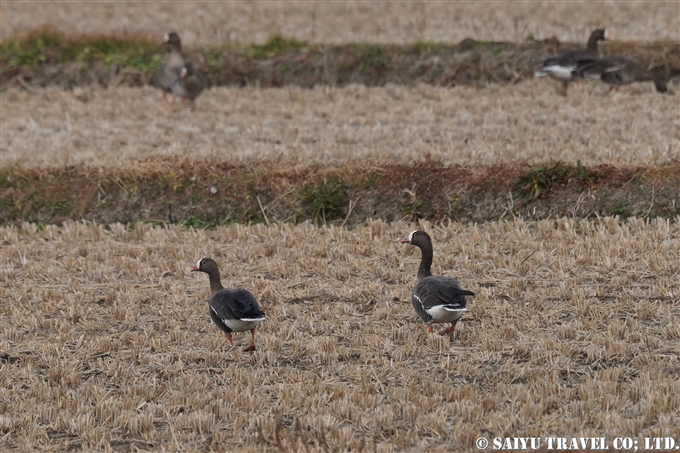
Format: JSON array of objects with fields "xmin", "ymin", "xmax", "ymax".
[
  {"xmin": 2, "ymin": 1, "xmax": 677, "ymax": 45},
  {"xmin": 1, "ymin": 219, "xmax": 679, "ymax": 451},
  {"xmin": 2, "ymin": 83, "xmax": 678, "ymax": 169}
]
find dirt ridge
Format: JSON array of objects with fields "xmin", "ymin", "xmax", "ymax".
[
  {"xmin": 2, "ymin": 32, "xmax": 679, "ymax": 89},
  {"xmin": 2, "ymin": 160, "xmax": 678, "ymax": 226}
]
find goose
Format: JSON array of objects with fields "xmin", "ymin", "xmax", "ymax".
[
  {"xmin": 151, "ymin": 32, "xmax": 185, "ymax": 100},
  {"xmin": 535, "ymin": 29, "xmax": 607, "ymax": 94},
  {"xmin": 171, "ymin": 62, "xmax": 208, "ymax": 109},
  {"xmin": 191, "ymin": 258, "xmax": 266, "ymax": 352},
  {"xmin": 401, "ymin": 230, "xmax": 475, "ymax": 336},
  {"xmin": 572, "ymin": 55, "xmax": 667, "ymax": 93}
]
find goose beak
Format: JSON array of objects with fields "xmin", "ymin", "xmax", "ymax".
[
  {"xmin": 400, "ymin": 236, "xmax": 410, "ymax": 243},
  {"xmin": 190, "ymin": 266, "xmax": 199, "ymax": 272}
]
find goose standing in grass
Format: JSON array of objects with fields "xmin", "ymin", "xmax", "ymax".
[
  {"xmin": 171, "ymin": 62, "xmax": 208, "ymax": 109},
  {"xmin": 151, "ymin": 32, "xmax": 185, "ymax": 100},
  {"xmin": 401, "ymin": 230, "xmax": 475, "ymax": 336},
  {"xmin": 191, "ymin": 258, "xmax": 266, "ymax": 352},
  {"xmin": 572, "ymin": 55, "xmax": 667, "ymax": 93},
  {"xmin": 535, "ymin": 29, "xmax": 608, "ymax": 94}
]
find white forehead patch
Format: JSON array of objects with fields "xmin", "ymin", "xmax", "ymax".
[
  {"xmin": 196, "ymin": 258, "xmax": 203, "ymax": 269},
  {"xmin": 164, "ymin": 33, "xmax": 170, "ymax": 42},
  {"xmin": 408, "ymin": 230, "xmax": 418, "ymax": 242}
]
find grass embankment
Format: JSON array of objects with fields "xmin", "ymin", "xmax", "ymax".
[
  {"xmin": 2, "ymin": 161, "xmax": 679, "ymax": 226},
  {"xmin": 2, "ymin": 31, "xmax": 679, "ymax": 89}
]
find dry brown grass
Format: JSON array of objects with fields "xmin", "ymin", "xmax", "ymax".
[
  {"xmin": 2, "ymin": 83, "xmax": 678, "ymax": 169},
  {"xmin": 1, "ymin": 1, "xmax": 678, "ymax": 45},
  {"xmin": 1, "ymin": 219, "xmax": 679, "ymax": 451}
]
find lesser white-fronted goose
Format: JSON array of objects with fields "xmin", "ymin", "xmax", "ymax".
[
  {"xmin": 191, "ymin": 258, "xmax": 266, "ymax": 352},
  {"xmin": 401, "ymin": 230, "xmax": 475, "ymax": 336},
  {"xmin": 151, "ymin": 32, "xmax": 185, "ymax": 99},
  {"xmin": 535, "ymin": 29, "xmax": 607, "ymax": 94},
  {"xmin": 573, "ymin": 55, "xmax": 667, "ymax": 93},
  {"xmin": 171, "ymin": 62, "xmax": 208, "ymax": 109}
]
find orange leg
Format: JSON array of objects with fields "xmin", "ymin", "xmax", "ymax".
[
  {"xmin": 225, "ymin": 332, "xmax": 234, "ymax": 346},
  {"xmin": 438, "ymin": 325, "xmax": 456, "ymax": 336},
  {"xmin": 427, "ymin": 325, "xmax": 434, "ymax": 334},
  {"xmin": 562, "ymin": 81, "xmax": 569, "ymax": 96},
  {"xmin": 242, "ymin": 327, "xmax": 257, "ymax": 352}
]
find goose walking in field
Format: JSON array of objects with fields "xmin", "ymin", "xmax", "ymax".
[
  {"xmin": 572, "ymin": 55, "xmax": 667, "ymax": 93},
  {"xmin": 171, "ymin": 62, "xmax": 208, "ymax": 109},
  {"xmin": 151, "ymin": 32, "xmax": 185, "ymax": 100},
  {"xmin": 191, "ymin": 258, "xmax": 266, "ymax": 352},
  {"xmin": 401, "ymin": 230, "xmax": 475, "ymax": 336},
  {"xmin": 535, "ymin": 29, "xmax": 608, "ymax": 94}
]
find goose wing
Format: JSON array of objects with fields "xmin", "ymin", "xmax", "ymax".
[
  {"xmin": 536, "ymin": 49, "xmax": 599, "ymax": 79},
  {"xmin": 210, "ymin": 288, "xmax": 266, "ymax": 322},
  {"xmin": 543, "ymin": 49, "xmax": 595, "ymax": 67},
  {"xmin": 183, "ymin": 71, "xmax": 207, "ymax": 100},
  {"xmin": 572, "ymin": 56, "xmax": 637, "ymax": 83},
  {"xmin": 411, "ymin": 276, "xmax": 475, "ymax": 323}
]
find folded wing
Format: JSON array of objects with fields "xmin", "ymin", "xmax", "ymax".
[{"xmin": 412, "ymin": 276, "xmax": 475, "ymax": 324}]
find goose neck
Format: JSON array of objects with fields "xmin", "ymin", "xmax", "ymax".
[
  {"xmin": 417, "ymin": 244, "xmax": 434, "ymax": 280},
  {"xmin": 586, "ymin": 35, "xmax": 602, "ymax": 53},
  {"xmin": 207, "ymin": 271, "xmax": 224, "ymax": 295}
]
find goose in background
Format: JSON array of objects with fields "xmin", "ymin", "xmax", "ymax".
[
  {"xmin": 171, "ymin": 62, "xmax": 208, "ymax": 109},
  {"xmin": 151, "ymin": 32, "xmax": 185, "ymax": 100},
  {"xmin": 572, "ymin": 55, "xmax": 667, "ymax": 93},
  {"xmin": 535, "ymin": 29, "xmax": 608, "ymax": 94}
]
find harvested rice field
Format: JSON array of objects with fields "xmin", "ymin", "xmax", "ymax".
[
  {"xmin": 2, "ymin": 1, "xmax": 680, "ymax": 451},
  {"xmin": 2, "ymin": 83, "xmax": 678, "ymax": 169},
  {"xmin": 2, "ymin": 1, "xmax": 678, "ymax": 45},
  {"xmin": 1, "ymin": 219, "xmax": 679, "ymax": 452}
]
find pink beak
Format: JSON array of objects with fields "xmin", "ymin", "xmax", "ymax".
[
  {"xmin": 400, "ymin": 237, "xmax": 410, "ymax": 243},
  {"xmin": 190, "ymin": 266, "xmax": 199, "ymax": 272}
]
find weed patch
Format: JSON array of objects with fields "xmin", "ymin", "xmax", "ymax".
[
  {"xmin": 515, "ymin": 161, "xmax": 598, "ymax": 202},
  {"xmin": 357, "ymin": 44, "xmax": 389, "ymax": 72},
  {"xmin": 610, "ymin": 199, "xmax": 628, "ymax": 216},
  {"xmin": 301, "ymin": 177, "xmax": 348, "ymax": 224},
  {"xmin": 247, "ymin": 34, "xmax": 306, "ymax": 60}
]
